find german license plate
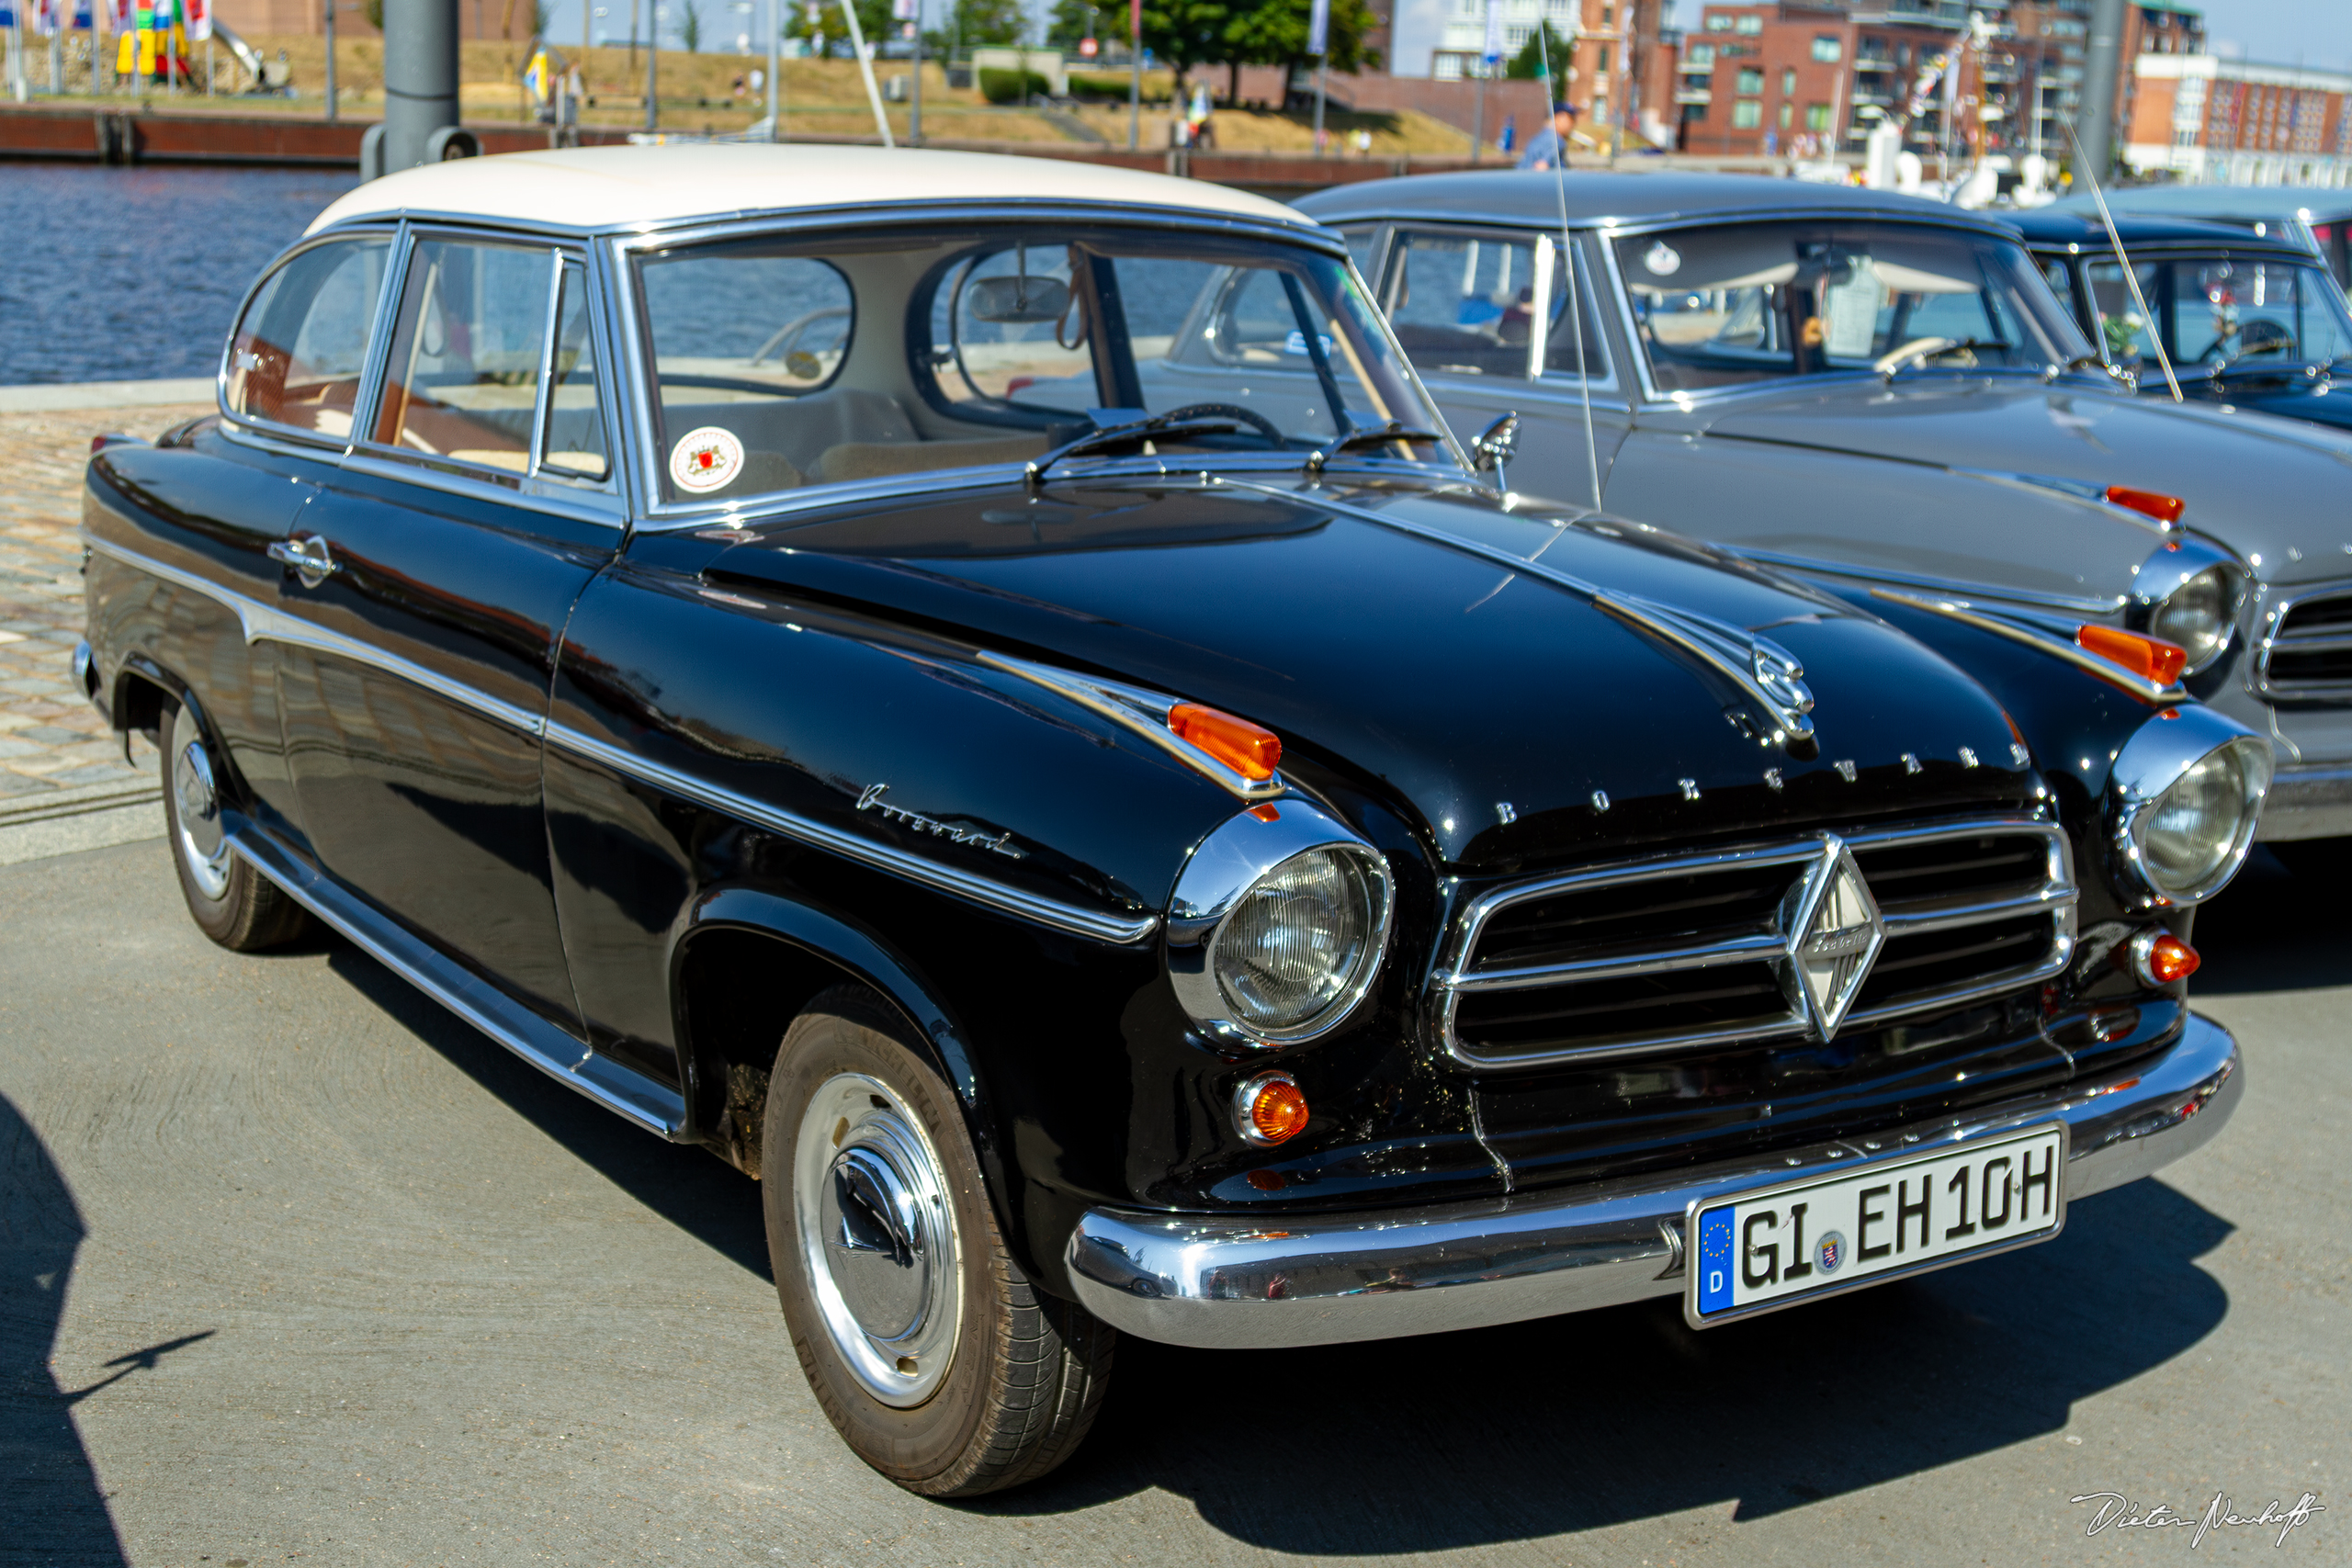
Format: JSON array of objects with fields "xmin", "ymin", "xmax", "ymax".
[{"xmin": 1685, "ymin": 1123, "xmax": 2067, "ymax": 1327}]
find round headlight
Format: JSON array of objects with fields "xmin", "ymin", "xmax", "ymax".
[
  {"xmin": 2146, "ymin": 566, "xmax": 2238, "ymax": 674},
  {"xmin": 2114, "ymin": 717, "xmax": 2272, "ymax": 905},
  {"xmin": 1213, "ymin": 847, "xmax": 1384, "ymax": 1035},
  {"xmin": 1166, "ymin": 803, "xmax": 1394, "ymax": 1047}
]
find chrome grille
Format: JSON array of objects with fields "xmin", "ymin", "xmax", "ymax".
[
  {"xmin": 1435, "ymin": 818, "xmax": 2075, "ymax": 1069},
  {"xmin": 2257, "ymin": 583, "xmax": 2352, "ymax": 700}
]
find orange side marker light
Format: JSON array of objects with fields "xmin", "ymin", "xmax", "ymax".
[
  {"xmin": 2105, "ymin": 486, "xmax": 2187, "ymax": 525},
  {"xmin": 1235, "ymin": 1072, "xmax": 1309, "ymax": 1146},
  {"xmin": 1170, "ymin": 702, "xmax": 1282, "ymax": 780},
  {"xmin": 2132, "ymin": 931, "xmax": 2200, "ymax": 987},
  {"xmin": 2077, "ymin": 624, "xmax": 2188, "ymax": 686}
]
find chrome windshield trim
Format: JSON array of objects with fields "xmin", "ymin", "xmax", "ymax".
[
  {"xmin": 543, "ymin": 721, "xmax": 1159, "ymax": 945},
  {"xmin": 83, "ymin": 534, "xmax": 548, "ymax": 736},
  {"xmin": 1870, "ymin": 587, "xmax": 2186, "ymax": 704},
  {"xmin": 1217, "ymin": 478, "xmax": 1818, "ymax": 746},
  {"xmin": 1726, "ymin": 547, "xmax": 2125, "ymax": 617}
]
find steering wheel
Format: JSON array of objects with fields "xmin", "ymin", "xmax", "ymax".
[
  {"xmin": 1150, "ymin": 401, "xmax": 1289, "ymax": 448},
  {"xmin": 2200, "ymin": 321, "xmax": 2294, "ymax": 367}
]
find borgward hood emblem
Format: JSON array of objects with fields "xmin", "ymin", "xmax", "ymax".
[{"xmin": 1780, "ymin": 839, "xmax": 1886, "ymax": 1039}]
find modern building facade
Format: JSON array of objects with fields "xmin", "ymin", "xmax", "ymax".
[{"xmin": 2126, "ymin": 53, "xmax": 2352, "ymax": 187}]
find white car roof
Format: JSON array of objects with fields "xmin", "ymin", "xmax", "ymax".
[{"xmin": 309, "ymin": 143, "xmax": 1313, "ymax": 236}]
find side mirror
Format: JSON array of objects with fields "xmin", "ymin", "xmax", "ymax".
[{"xmin": 1474, "ymin": 412, "xmax": 1520, "ymax": 484}]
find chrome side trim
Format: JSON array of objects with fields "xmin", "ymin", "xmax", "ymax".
[
  {"xmin": 89, "ymin": 534, "xmax": 1151, "ymax": 945},
  {"xmin": 543, "ymin": 721, "xmax": 1159, "ymax": 945},
  {"xmin": 2254, "ymin": 579, "xmax": 2352, "ymax": 701},
  {"xmin": 84, "ymin": 534, "xmax": 548, "ymax": 736},
  {"xmin": 1066, "ymin": 1012, "xmax": 2240, "ymax": 1349},
  {"xmin": 1870, "ymin": 587, "xmax": 2186, "ymax": 704},
  {"xmin": 1217, "ymin": 478, "xmax": 1820, "ymax": 746},
  {"xmin": 1728, "ymin": 547, "xmax": 2123, "ymax": 618},
  {"xmin": 977, "ymin": 651, "xmax": 1283, "ymax": 802},
  {"xmin": 223, "ymin": 812, "xmax": 688, "ymax": 1138},
  {"xmin": 1431, "ymin": 817, "xmax": 2076, "ymax": 1070}
]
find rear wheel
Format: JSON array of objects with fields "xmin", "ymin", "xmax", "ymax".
[
  {"xmin": 162, "ymin": 703, "xmax": 309, "ymax": 951},
  {"xmin": 763, "ymin": 985, "xmax": 1114, "ymax": 1496}
]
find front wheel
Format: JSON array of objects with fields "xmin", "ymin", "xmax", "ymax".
[{"xmin": 763, "ymin": 986, "xmax": 1114, "ymax": 1496}]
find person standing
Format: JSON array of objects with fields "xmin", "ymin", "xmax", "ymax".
[{"xmin": 1516, "ymin": 100, "xmax": 1578, "ymax": 171}]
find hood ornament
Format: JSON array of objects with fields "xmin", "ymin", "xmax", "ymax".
[
  {"xmin": 1780, "ymin": 838, "xmax": 1886, "ymax": 1039},
  {"xmin": 1597, "ymin": 591, "xmax": 1818, "ymax": 756}
]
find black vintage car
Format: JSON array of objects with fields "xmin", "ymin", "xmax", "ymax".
[
  {"xmin": 2014, "ymin": 208, "xmax": 2352, "ymax": 435},
  {"xmin": 79, "ymin": 146, "xmax": 2261, "ymax": 1495}
]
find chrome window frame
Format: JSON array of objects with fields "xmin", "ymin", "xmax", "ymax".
[
  {"xmin": 597, "ymin": 202, "xmax": 1462, "ymax": 530},
  {"xmin": 1375, "ymin": 220, "xmax": 1623, "ymax": 398},
  {"xmin": 1592, "ymin": 210, "xmax": 2098, "ymax": 411},
  {"xmin": 214, "ymin": 222, "xmax": 407, "ymax": 457},
  {"xmin": 1428, "ymin": 816, "xmax": 2077, "ymax": 1071}
]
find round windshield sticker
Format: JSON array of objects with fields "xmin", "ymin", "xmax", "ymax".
[
  {"xmin": 670, "ymin": 426, "xmax": 745, "ymax": 494},
  {"xmin": 1815, "ymin": 1231, "xmax": 1847, "ymax": 1276},
  {"xmin": 1645, "ymin": 241, "xmax": 1682, "ymax": 276},
  {"xmin": 785, "ymin": 349, "xmax": 822, "ymax": 380}
]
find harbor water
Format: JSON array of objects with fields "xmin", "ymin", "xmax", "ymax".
[{"xmin": 0, "ymin": 164, "xmax": 358, "ymax": 385}]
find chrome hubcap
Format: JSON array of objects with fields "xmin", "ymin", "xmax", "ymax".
[
  {"xmin": 172, "ymin": 734, "xmax": 231, "ymax": 900},
  {"xmin": 793, "ymin": 1073, "xmax": 960, "ymax": 1406}
]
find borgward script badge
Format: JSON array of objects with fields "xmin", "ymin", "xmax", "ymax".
[{"xmin": 1782, "ymin": 839, "xmax": 1885, "ymax": 1039}]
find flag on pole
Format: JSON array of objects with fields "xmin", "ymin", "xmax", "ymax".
[
  {"xmin": 1480, "ymin": 0, "xmax": 1503, "ymax": 71},
  {"xmin": 1306, "ymin": 0, "xmax": 1328, "ymax": 58},
  {"xmin": 185, "ymin": 0, "xmax": 208, "ymax": 42}
]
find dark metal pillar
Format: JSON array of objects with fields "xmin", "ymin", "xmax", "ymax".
[
  {"xmin": 381, "ymin": 0, "xmax": 460, "ymax": 173},
  {"xmin": 2075, "ymin": 0, "xmax": 2125, "ymax": 177}
]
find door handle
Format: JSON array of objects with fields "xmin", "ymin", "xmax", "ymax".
[{"xmin": 268, "ymin": 535, "xmax": 339, "ymax": 589}]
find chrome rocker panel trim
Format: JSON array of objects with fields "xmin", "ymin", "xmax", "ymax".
[
  {"xmin": 1066, "ymin": 1012, "xmax": 2238, "ymax": 1349},
  {"xmin": 223, "ymin": 812, "xmax": 690, "ymax": 1139}
]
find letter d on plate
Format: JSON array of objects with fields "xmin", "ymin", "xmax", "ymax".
[{"xmin": 1698, "ymin": 1208, "xmax": 1736, "ymax": 1315}]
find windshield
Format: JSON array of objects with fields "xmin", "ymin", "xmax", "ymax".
[
  {"xmin": 1614, "ymin": 220, "xmax": 2089, "ymax": 391},
  {"xmin": 2085, "ymin": 254, "xmax": 2352, "ymax": 374},
  {"xmin": 632, "ymin": 223, "xmax": 1454, "ymax": 505}
]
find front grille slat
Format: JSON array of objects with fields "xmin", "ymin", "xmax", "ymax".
[
  {"xmin": 1441, "ymin": 819, "xmax": 2075, "ymax": 1070},
  {"xmin": 2259, "ymin": 584, "xmax": 2352, "ymax": 698}
]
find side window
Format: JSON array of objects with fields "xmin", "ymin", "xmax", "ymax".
[
  {"xmin": 372, "ymin": 239, "xmax": 556, "ymax": 473},
  {"xmin": 2085, "ymin": 259, "xmax": 2159, "ymax": 367},
  {"xmin": 638, "ymin": 247, "xmax": 862, "ymax": 500},
  {"xmin": 1386, "ymin": 231, "xmax": 1606, "ymax": 379},
  {"xmin": 541, "ymin": 261, "xmax": 610, "ymax": 481},
  {"xmin": 1339, "ymin": 224, "xmax": 1383, "ymax": 286},
  {"xmin": 226, "ymin": 237, "xmax": 390, "ymax": 437}
]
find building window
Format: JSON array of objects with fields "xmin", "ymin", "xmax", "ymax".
[
  {"xmin": 1733, "ymin": 99, "xmax": 1762, "ymax": 128},
  {"xmin": 1737, "ymin": 68, "xmax": 1762, "ymax": 95},
  {"xmin": 1779, "ymin": 101, "xmax": 1793, "ymax": 128},
  {"xmin": 1598, "ymin": 45, "xmax": 1611, "ymax": 72},
  {"xmin": 1592, "ymin": 94, "xmax": 1609, "ymax": 124},
  {"xmin": 1707, "ymin": 14, "xmax": 1732, "ymax": 30},
  {"xmin": 1812, "ymin": 35, "xmax": 1842, "ymax": 62},
  {"xmin": 1736, "ymin": 15, "xmax": 1761, "ymax": 34},
  {"xmin": 1806, "ymin": 101, "xmax": 1832, "ymax": 130},
  {"xmin": 1781, "ymin": 67, "xmax": 1796, "ymax": 96},
  {"xmin": 1687, "ymin": 43, "xmax": 1715, "ymax": 67},
  {"xmin": 1601, "ymin": 5, "xmax": 1612, "ymax": 24}
]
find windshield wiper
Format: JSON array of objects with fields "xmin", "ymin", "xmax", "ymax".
[
  {"xmin": 1306, "ymin": 420, "xmax": 1448, "ymax": 473},
  {"xmin": 1874, "ymin": 336, "xmax": 2011, "ymax": 378},
  {"xmin": 1024, "ymin": 412, "xmax": 1239, "ymax": 489}
]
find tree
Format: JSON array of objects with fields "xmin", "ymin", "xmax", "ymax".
[
  {"xmin": 787, "ymin": 0, "xmax": 905, "ymax": 57},
  {"xmin": 1046, "ymin": 0, "xmax": 1122, "ymax": 52},
  {"xmin": 1504, "ymin": 20, "xmax": 1567, "ymax": 81},
  {"xmin": 1222, "ymin": 0, "xmax": 1378, "ymax": 104},
  {"xmin": 1138, "ymin": 0, "xmax": 1231, "ymax": 101},
  {"xmin": 948, "ymin": 0, "xmax": 1028, "ymax": 49},
  {"xmin": 679, "ymin": 0, "xmax": 703, "ymax": 50}
]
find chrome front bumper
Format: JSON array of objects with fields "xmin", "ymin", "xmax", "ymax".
[
  {"xmin": 2257, "ymin": 761, "xmax": 2352, "ymax": 841},
  {"xmin": 1067, "ymin": 1014, "xmax": 2241, "ymax": 1349}
]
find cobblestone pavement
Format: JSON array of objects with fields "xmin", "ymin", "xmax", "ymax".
[{"xmin": 0, "ymin": 405, "xmax": 209, "ymax": 796}]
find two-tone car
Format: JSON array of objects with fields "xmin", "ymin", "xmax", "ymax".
[
  {"xmin": 79, "ymin": 145, "xmax": 2258, "ymax": 1495},
  {"xmin": 1298, "ymin": 171, "xmax": 2352, "ymax": 871}
]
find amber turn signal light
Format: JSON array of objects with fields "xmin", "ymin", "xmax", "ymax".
[
  {"xmin": 2105, "ymin": 486, "xmax": 2187, "ymax": 525},
  {"xmin": 1170, "ymin": 702, "xmax": 1282, "ymax": 781},
  {"xmin": 2131, "ymin": 931, "xmax": 2200, "ymax": 987},
  {"xmin": 2077, "ymin": 624, "xmax": 2188, "ymax": 686},
  {"xmin": 1234, "ymin": 1071, "xmax": 1309, "ymax": 1146}
]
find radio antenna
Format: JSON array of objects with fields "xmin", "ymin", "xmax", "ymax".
[
  {"xmin": 2064, "ymin": 119, "xmax": 2181, "ymax": 402},
  {"xmin": 1535, "ymin": 23, "xmax": 1604, "ymax": 513}
]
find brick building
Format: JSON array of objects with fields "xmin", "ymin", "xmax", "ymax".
[
  {"xmin": 1675, "ymin": 2, "xmax": 1964, "ymax": 159},
  {"xmin": 212, "ymin": 0, "xmax": 537, "ymax": 39},
  {"xmin": 2125, "ymin": 52, "xmax": 2352, "ymax": 187},
  {"xmin": 1411, "ymin": 0, "xmax": 1668, "ymax": 149}
]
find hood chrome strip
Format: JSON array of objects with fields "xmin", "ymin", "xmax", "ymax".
[{"xmin": 1870, "ymin": 587, "xmax": 2184, "ymax": 705}]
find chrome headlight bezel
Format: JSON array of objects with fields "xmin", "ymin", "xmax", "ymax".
[
  {"xmin": 2109, "ymin": 705, "xmax": 2274, "ymax": 908},
  {"xmin": 2130, "ymin": 540, "xmax": 2247, "ymax": 677},
  {"xmin": 1166, "ymin": 801, "xmax": 1394, "ymax": 1048}
]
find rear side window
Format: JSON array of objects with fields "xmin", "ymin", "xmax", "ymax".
[
  {"xmin": 226, "ymin": 237, "xmax": 390, "ymax": 437},
  {"xmin": 1387, "ymin": 230, "xmax": 1608, "ymax": 379}
]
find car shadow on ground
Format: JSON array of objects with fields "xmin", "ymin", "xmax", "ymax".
[
  {"xmin": 0, "ymin": 1091, "xmax": 133, "ymax": 1566},
  {"xmin": 2189, "ymin": 848, "xmax": 2352, "ymax": 995}
]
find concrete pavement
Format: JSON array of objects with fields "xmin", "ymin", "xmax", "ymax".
[{"xmin": 0, "ymin": 836, "xmax": 2342, "ymax": 1566}]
